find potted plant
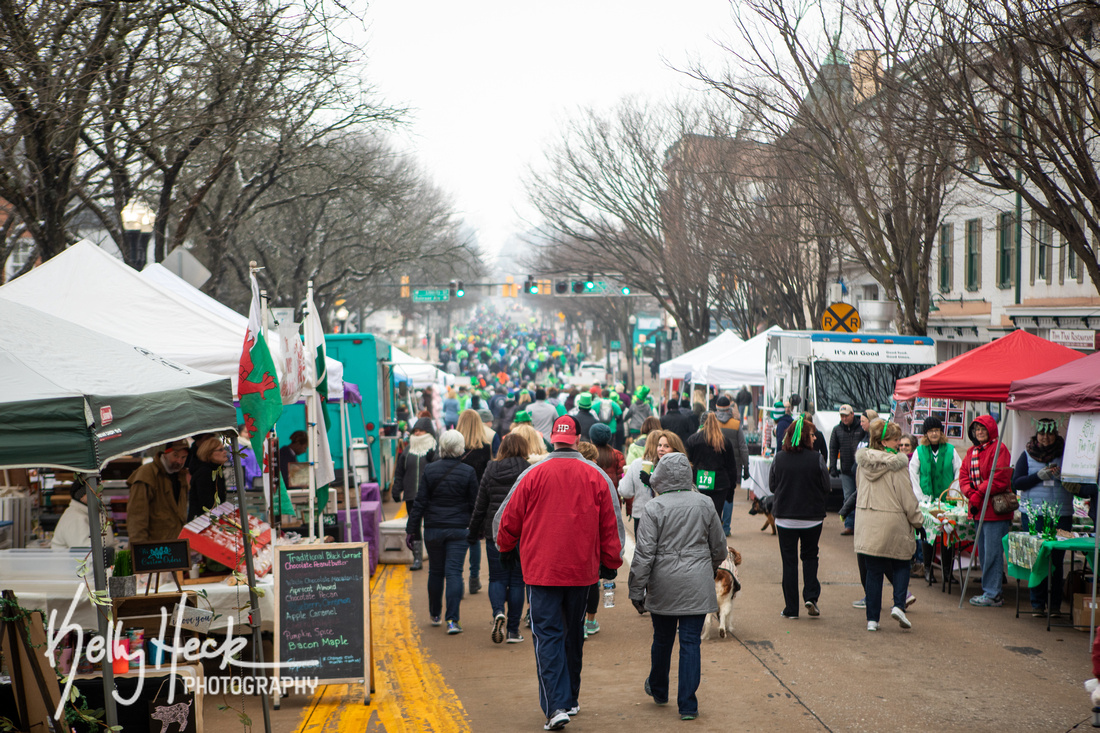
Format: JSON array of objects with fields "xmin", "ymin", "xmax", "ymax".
[{"xmin": 108, "ymin": 549, "xmax": 136, "ymax": 598}]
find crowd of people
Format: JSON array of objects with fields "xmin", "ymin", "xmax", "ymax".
[{"xmin": 396, "ymin": 309, "xmax": 1096, "ymax": 729}]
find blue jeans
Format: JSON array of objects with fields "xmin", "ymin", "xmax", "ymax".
[
  {"xmin": 486, "ymin": 539, "xmax": 525, "ymax": 633},
  {"xmin": 1020, "ymin": 513, "xmax": 1073, "ymax": 609},
  {"xmin": 721, "ymin": 499, "xmax": 733, "ymax": 535},
  {"xmin": 649, "ymin": 613, "xmax": 705, "ymax": 716},
  {"xmin": 527, "ymin": 585, "xmax": 588, "ymax": 717},
  {"xmin": 977, "ymin": 518, "xmax": 1011, "ymax": 599},
  {"xmin": 862, "ymin": 555, "xmax": 909, "ymax": 623},
  {"xmin": 424, "ymin": 527, "xmax": 469, "ymax": 622},
  {"xmin": 469, "ymin": 536, "xmax": 481, "ymax": 580},
  {"xmin": 841, "ymin": 473, "xmax": 856, "ymax": 529}
]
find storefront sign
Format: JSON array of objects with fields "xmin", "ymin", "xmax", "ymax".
[{"xmin": 1048, "ymin": 329, "xmax": 1096, "ymax": 351}]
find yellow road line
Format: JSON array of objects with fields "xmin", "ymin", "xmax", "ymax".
[{"xmin": 295, "ymin": 505, "xmax": 470, "ymax": 732}]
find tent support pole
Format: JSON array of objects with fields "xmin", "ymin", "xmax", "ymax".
[
  {"xmin": 306, "ymin": 395, "xmax": 316, "ymax": 541},
  {"xmin": 959, "ymin": 406, "xmax": 1007, "ymax": 608},
  {"xmin": 85, "ymin": 475, "xmax": 118, "ymax": 728},
  {"xmin": 229, "ymin": 434, "xmax": 273, "ymax": 733}
]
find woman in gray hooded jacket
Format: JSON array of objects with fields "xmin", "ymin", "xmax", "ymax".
[{"xmin": 629, "ymin": 452, "xmax": 727, "ymax": 721}]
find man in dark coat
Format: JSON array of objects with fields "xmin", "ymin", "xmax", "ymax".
[{"xmin": 660, "ymin": 398, "xmax": 692, "ymax": 445}]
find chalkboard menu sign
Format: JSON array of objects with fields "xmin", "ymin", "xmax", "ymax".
[
  {"xmin": 131, "ymin": 539, "xmax": 191, "ymax": 573},
  {"xmin": 274, "ymin": 543, "xmax": 371, "ymax": 692}
]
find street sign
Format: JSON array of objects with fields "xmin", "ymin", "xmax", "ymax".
[
  {"xmin": 821, "ymin": 302, "xmax": 861, "ymax": 332},
  {"xmin": 609, "ymin": 340, "xmax": 621, "ymax": 350},
  {"xmin": 413, "ymin": 288, "xmax": 450, "ymax": 303}
]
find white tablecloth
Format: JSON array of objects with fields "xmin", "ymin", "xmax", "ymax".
[
  {"xmin": 747, "ymin": 455, "xmax": 773, "ymax": 499},
  {"xmin": 6, "ymin": 576, "xmax": 277, "ymax": 633}
]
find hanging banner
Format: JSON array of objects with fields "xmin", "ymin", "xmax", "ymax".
[
  {"xmin": 1061, "ymin": 412, "xmax": 1100, "ymax": 483},
  {"xmin": 279, "ymin": 321, "xmax": 308, "ymax": 405}
]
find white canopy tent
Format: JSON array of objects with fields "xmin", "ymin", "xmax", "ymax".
[
  {"xmin": 658, "ymin": 329, "xmax": 743, "ymax": 381},
  {"xmin": 697, "ymin": 326, "xmax": 779, "ymax": 388},
  {"xmin": 0, "ymin": 240, "xmax": 342, "ymax": 399},
  {"xmin": 389, "ymin": 345, "xmax": 454, "ymax": 387}
]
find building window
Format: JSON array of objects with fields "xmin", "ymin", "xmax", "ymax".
[
  {"xmin": 1032, "ymin": 218, "xmax": 1052, "ymax": 283},
  {"xmin": 997, "ymin": 212, "xmax": 1016, "ymax": 289},
  {"xmin": 939, "ymin": 223, "xmax": 953, "ymax": 292},
  {"xmin": 1069, "ymin": 243, "xmax": 1079, "ymax": 281},
  {"xmin": 965, "ymin": 218, "xmax": 982, "ymax": 291}
]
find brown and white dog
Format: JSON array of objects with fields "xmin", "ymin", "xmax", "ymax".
[
  {"xmin": 749, "ymin": 494, "xmax": 776, "ymax": 535},
  {"xmin": 703, "ymin": 547, "xmax": 742, "ymax": 640}
]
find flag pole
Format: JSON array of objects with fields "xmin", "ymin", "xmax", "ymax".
[{"xmin": 306, "ymin": 283, "xmax": 317, "ymax": 542}]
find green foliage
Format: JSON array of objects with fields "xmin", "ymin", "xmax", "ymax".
[{"xmin": 113, "ymin": 549, "xmax": 133, "ymax": 577}]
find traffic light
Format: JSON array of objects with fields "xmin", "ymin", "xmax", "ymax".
[
  {"xmin": 584, "ymin": 274, "xmax": 595, "ymax": 291},
  {"xmin": 555, "ymin": 280, "xmax": 568, "ymax": 295},
  {"xmin": 448, "ymin": 280, "xmax": 457, "ymax": 297},
  {"xmin": 455, "ymin": 281, "xmax": 465, "ymax": 297},
  {"xmin": 525, "ymin": 276, "xmax": 538, "ymax": 295},
  {"xmin": 400, "ymin": 275, "xmax": 410, "ymax": 298},
  {"xmin": 620, "ymin": 285, "xmax": 631, "ymax": 295},
  {"xmin": 572, "ymin": 280, "xmax": 585, "ymax": 294}
]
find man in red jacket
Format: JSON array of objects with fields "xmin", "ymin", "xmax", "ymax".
[{"xmin": 495, "ymin": 415, "xmax": 624, "ymax": 731}]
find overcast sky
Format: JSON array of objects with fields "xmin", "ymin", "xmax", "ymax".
[{"xmin": 361, "ymin": 1, "xmax": 739, "ymax": 264}]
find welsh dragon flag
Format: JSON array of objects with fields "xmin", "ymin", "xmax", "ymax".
[
  {"xmin": 239, "ymin": 274, "xmax": 282, "ymax": 454},
  {"xmin": 305, "ymin": 291, "xmax": 336, "ymax": 511},
  {"xmin": 239, "ymin": 275, "xmax": 293, "ymax": 516}
]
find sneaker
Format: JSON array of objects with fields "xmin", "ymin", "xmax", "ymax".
[
  {"xmin": 804, "ymin": 600, "xmax": 820, "ymax": 617},
  {"xmin": 681, "ymin": 713, "xmax": 698, "ymax": 721},
  {"xmin": 469, "ymin": 576, "xmax": 482, "ymax": 595},
  {"xmin": 867, "ymin": 621, "xmax": 880, "ymax": 631},
  {"xmin": 779, "ymin": 610, "xmax": 798, "ymax": 619},
  {"xmin": 968, "ymin": 594, "xmax": 1004, "ymax": 607},
  {"xmin": 890, "ymin": 606, "xmax": 912, "ymax": 629},
  {"xmin": 1031, "ymin": 607, "xmax": 1047, "ymax": 618},
  {"xmin": 905, "ymin": 593, "xmax": 917, "ymax": 609},
  {"xmin": 524, "ymin": 609, "xmax": 531, "ymax": 628},
  {"xmin": 492, "ymin": 613, "xmax": 506, "ymax": 643},
  {"xmin": 644, "ymin": 677, "xmax": 668, "ymax": 706},
  {"xmin": 446, "ymin": 620, "xmax": 462, "ymax": 635},
  {"xmin": 430, "ymin": 615, "xmax": 442, "ymax": 627},
  {"xmin": 852, "ymin": 598, "xmax": 866, "ymax": 609},
  {"xmin": 544, "ymin": 709, "xmax": 570, "ymax": 730},
  {"xmin": 506, "ymin": 631, "xmax": 524, "ymax": 643},
  {"xmin": 584, "ymin": 619, "xmax": 600, "ymax": 635},
  {"xmin": 840, "ymin": 527, "xmax": 854, "ymax": 536},
  {"xmin": 566, "ymin": 706, "xmax": 579, "ymax": 716}
]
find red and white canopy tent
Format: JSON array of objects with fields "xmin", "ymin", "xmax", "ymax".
[
  {"xmin": 893, "ymin": 329, "xmax": 1085, "ymax": 403},
  {"xmin": 892, "ymin": 330, "xmax": 1086, "ymax": 607},
  {"xmin": 1008, "ymin": 350, "xmax": 1100, "ymax": 645}
]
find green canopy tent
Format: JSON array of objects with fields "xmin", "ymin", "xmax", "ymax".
[{"xmin": 0, "ymin": 299, "xmax": 253, "ymax": 728}]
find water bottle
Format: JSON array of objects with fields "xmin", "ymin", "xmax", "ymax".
[{"xmin": 602, "ymin": 580, "xmax": 615, "ymax": 608}]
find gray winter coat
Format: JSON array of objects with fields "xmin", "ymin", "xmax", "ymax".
[{"xmin": 629, "ymin": 453, "xmax": 727, "ymax": 615}]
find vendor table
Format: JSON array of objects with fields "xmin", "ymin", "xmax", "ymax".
[
  {"xmin": 1004, "ymin": 532, "xmax": 1097, "ymax": 630},
  {"xmin": 747, "ymin": 455, "xmax": 773, "ymax": 499},
  {"xmin": 4, "ymin": 575, "xmax": 278, "ymax": 633}
]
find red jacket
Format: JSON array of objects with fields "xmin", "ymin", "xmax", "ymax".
[
  {"xmin": 496, "ymin": 450, "xmax": 624, "ymax": 586},
  {"xmin": 958, "ymin": 415, "xmax": 1013, "ymax": 522}
]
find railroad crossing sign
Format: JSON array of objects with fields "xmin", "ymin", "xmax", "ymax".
[
  {"xmin": 821, "ymin": 302, "xmax": 861, "ymax": 332},
  {"xmin": 413, "ymin": 288, "xmax": 450, "ymax": 303}
]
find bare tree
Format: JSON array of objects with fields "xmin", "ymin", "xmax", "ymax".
[
  {"xmin": 0, "ymin": 1, "xmax": 180, "ymax": 266},
  {"xmin": 690, "ymin": 0, "xmax": 959, "ymax": 334},
  {"xmin": 926, "ymin": 0, "xmax": 1100, "ymax": 292},
  {"xmin": 526, "ymin": 99, "xmax": 719, "ymax": 349},
  {"xmin": 217, "ymin": 136, "xmax": 485, "ymax": 329}
]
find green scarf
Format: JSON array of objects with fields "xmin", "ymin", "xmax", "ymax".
[{"xmin": 917, "ymin": 443, "xmax": 956, "ymax": 497}]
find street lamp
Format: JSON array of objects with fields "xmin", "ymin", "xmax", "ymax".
[{"xmin": 121, "ymin": 200, "xmax": 155, "ymax": 270}]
